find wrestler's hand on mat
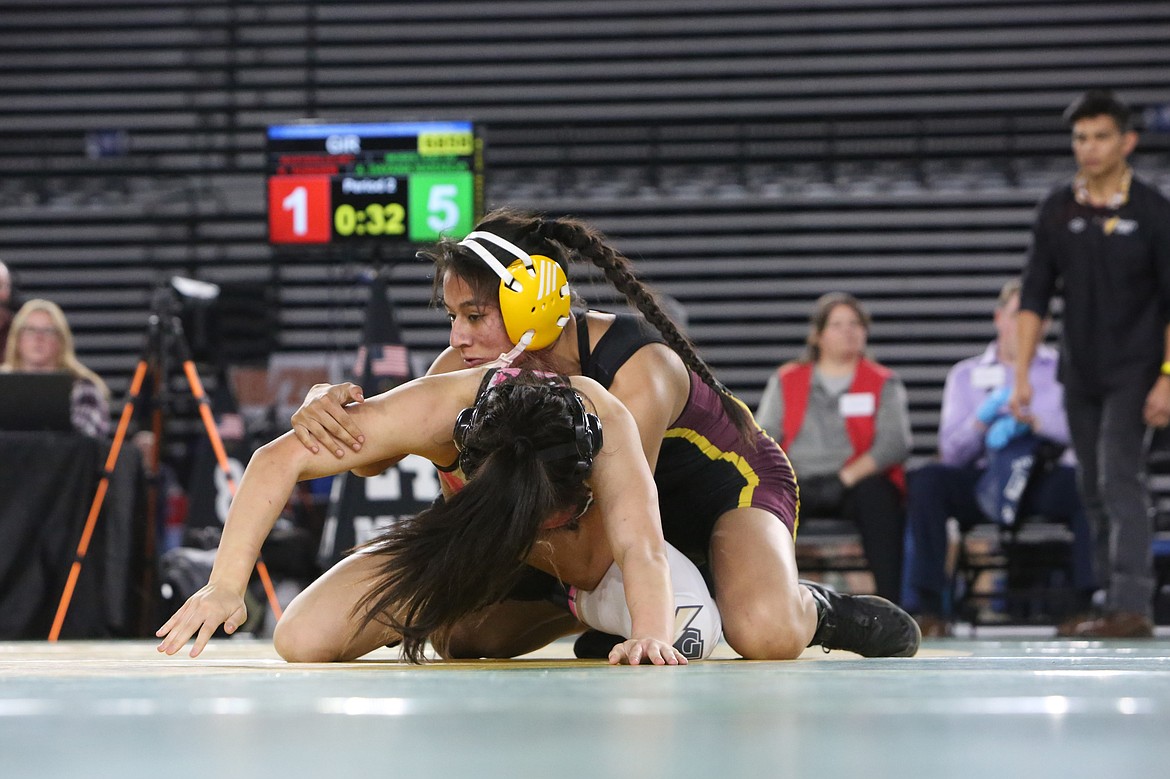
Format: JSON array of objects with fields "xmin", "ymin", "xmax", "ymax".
[
  {"xmin": 155, "ymin": 584, "xmax": 247, "ymax": 658},
  {"xmin": 290, "ymin": 382, "xmax": 366, "ymax": 457},
  {"xmin": 608, "ymin": 638, "xmax": 689, "ymax": 666}
]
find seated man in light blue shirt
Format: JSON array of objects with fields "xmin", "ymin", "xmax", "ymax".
[{"xmin": 903, "ymin": 279, "xmax": 1096, "ymax": 636}]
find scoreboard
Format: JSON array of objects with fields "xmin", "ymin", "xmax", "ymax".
[{"xmin": 266, "ymin": 120, "xmax": 483, "ymax": 245}]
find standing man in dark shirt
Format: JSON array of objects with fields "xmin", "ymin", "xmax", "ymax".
[{"xmin": 1012, "ymin": 89, "xmax": 1170, "ymax": 638}]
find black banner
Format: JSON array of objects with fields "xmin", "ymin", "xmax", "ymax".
[
  {"xmin": 317, "ymin": 454, "xmax": 441, "ymax": 565},
  {"xmin": 0, "ymin": 432, "xmax": 143, "ymax": 639}
]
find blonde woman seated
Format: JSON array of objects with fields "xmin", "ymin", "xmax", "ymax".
[{"xmin": 2, "ymin": 298, "xmax": 110, "ymax": 438}]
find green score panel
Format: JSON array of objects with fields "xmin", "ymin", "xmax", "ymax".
[{"xmin": 331, "ymin": 171, "xmax": 474, "ymax": 243}]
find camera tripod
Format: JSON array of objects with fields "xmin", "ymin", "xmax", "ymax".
[{"xmin": 49, "ymin": 292, "xmax": 283, "ymax": 640}]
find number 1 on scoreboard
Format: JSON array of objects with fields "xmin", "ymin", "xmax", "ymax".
[{"xmin": 268, "ymin": 175, "xmax": 332, "ymax": 243}]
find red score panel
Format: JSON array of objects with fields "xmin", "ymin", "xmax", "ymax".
[{"xmin": 268, "ymin": 175, "xmax": 332, "ymax": 243}]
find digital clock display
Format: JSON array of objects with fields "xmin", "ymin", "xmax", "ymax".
[{"xmin": 266, "ymin": 121, "xmax": 483, "ymax": 245}]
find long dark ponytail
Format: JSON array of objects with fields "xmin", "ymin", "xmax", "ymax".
[
  {"xmin": 352, "ymin": 373, "xmax": 594, "ymax": 662},
  {"xmin": 474, "ymin": 207, "xmax": 756, "ymax": 444}
]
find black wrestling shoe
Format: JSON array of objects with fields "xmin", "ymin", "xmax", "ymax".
[
  {"xmin": 803, "ymin": 580, "xmax": 921, "ymax": 658},
  {"xmin": 573, "ymin": 629, "xmax": 625, "ymax": 659}
]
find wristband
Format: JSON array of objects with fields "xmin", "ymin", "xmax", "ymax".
[{"xmin": 1162, "ymin": 361, "xmax": 1170, "ymax": 376}]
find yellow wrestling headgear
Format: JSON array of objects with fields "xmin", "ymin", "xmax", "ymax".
[{"xmin": 458, "ymin": 230, "xmax": 571, "ymax": 350}]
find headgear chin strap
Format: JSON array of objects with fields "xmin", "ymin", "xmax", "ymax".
[{"xmin": 458, "ymin": 230, "xmax": 571, "ymax": 350}]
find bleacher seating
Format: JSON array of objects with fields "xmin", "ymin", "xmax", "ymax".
[{"xmin": 1, "ymin": 0, "xmax": 1169, "ymax": 474}]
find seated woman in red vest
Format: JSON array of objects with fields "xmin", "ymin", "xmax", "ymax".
[{"xmin": 756, "ymin": 292, "xmax": 912, "ymax": 603}]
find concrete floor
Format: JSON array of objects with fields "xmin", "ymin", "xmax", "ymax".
[{"xmin": 2, "ymin": 635, "xmax": 1169, "ymax": 779}]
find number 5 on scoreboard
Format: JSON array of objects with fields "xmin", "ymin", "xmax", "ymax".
[
  {"xmin": 408, "ymin": 172, "xmax": 473, "ymax": 242},
  {"xmin": 268, "ymin": 175, "xmax": 332, "ymax": 243}
]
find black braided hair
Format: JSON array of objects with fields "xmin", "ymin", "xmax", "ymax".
[
  {"xmin": 352, "ymin": 371, "xmax": 594, "ymax": 663},
  {"xmin": 473, "ymin": 207, "xmax": 756, "ymax": 444}
]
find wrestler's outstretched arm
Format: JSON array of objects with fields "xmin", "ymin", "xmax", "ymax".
[
  {"xmin": 572, "ymin": 376, "xmax": 686, "ymax": 666},
  {"xmin": 156, "ymin": 373, "xmax": 471, "ymax": 657},
  {"xmin": 288, "ymin": 339, "xmax": 531, "ymax": 460}
]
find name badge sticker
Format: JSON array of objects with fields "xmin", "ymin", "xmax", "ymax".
[
  {"xmin": 839, "ymin": 392, "xmax": 876, "ymax": 418},
  {"xmin": 971, "ymin": 364, "xmax": 1006, "ymax": 390}
]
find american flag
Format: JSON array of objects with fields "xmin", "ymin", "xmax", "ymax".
[{"xmin": 355, "ymin": 343, "xmax": 410, "ymax": 379}]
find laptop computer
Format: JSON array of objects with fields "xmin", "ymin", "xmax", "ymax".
[{"xmin": 0, "ymin": 372, "xmax": 75, "ymax": 432}]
